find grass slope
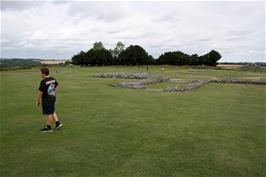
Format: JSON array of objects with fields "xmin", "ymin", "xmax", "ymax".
[{"xmin": 0, "ymin": 66, "xmax": 265, "ymax": 177}]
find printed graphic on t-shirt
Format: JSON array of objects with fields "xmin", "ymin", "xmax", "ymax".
[
  {"xmin": 45, "ymin": 79, "xmax": 56, "ymax": 96},
  {"xmin": 47, "ymin": 84, "xmax": 56, "ymax": 96},
  {"xmin": 39, "ymin": 77, "xmax": 58, "ymax": 99}
]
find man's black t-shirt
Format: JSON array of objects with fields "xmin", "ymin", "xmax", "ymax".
[{"xmin": 39, "ymin": 76, "xmax": 58, "ymax": 103}]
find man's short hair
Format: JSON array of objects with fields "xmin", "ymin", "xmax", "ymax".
[{"xmin": 40, "ymin": 67, "xmax": 49, "ymax": 76}]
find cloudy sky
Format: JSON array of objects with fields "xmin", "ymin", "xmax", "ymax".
[{"xmin": 0, "ymin": 0, "xmax": 265, "ymax": 62}]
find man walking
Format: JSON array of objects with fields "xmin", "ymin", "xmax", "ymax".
[{"xmin": 36, "ymin": 67, "xmax": 62, "ymax": 133}]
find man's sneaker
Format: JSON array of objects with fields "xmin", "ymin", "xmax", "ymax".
[
  {"xmin": 55, "ymin": 123, "xmax": 62, "ymax": 130},
  {"xmin": 40, "ymin": 127, "xmax": 53, "ymax": 133}
]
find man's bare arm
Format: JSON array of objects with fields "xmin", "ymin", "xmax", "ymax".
[{"xmin": 36, "ymin": 91, "xmax": 43, "ymax": 107}]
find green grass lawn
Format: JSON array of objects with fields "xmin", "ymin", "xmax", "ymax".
[{"xmin": 0, "ymin": 66, "xmax": 265, "ymax": 177}]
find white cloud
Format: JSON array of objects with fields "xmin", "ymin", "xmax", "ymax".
[
  {"xmin": 0, "ymin": 39, "xmax": 9, "ymax": 43},
  {"xmin": 0, "ymin": 1, "xmax": 265, "ymax": 62}
]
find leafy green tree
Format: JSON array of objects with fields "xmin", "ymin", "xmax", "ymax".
[
  {"xmin": 156, "ymin": 51, "xmax": 191, "ymax": 65},
  {"xmin": 156, "ymin": 52, "xmax": 173, "ymax": 65},
  {"xmin": 148, "ymin": 55, "xmax": 155, "ymax": 65},
  {"xmin": 199, "ymin": 50, "xmax": 221, "ymax": 66},
  {"xmin": 72, "ymin": 51, "xmax": 86, "ymax": 65},
  {"xmin": 93, "ymin": 42, "xmax": 105, "ymax": 50},
  {"xmin": 86, "ymin": 48, "xmax": 112, "ymax": 66},
  {"xmin": 118, "ymin": 45, "xmax": 151, "ymax": 65},
  {"xmin": 110, "ymin": 42, "xmax": 125, "ymax": 65},
  {"xmin": 72, "ymin": 41, "xmax": 222, "ymax": 66},
  {"xmin": 72, "ymin": 42, "xmax": 112, "ymax": 66},
  {"xmin": 190, "ymin": 54, "xmax": 199, "ymax": 65},
  {"xmin": 113, "ymin": 42, "xmax": 125, "ymax": 58}
]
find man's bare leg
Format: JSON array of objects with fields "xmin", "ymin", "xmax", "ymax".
[
  {"xmin": 46, "ymin": 114, "xmax": 53, "ymax": 127},
  {"xmin": 53, "ymin": 112, "xmax": 62, "ymax": 129},
  {"xmin": 52, "ymin": 112, "xmax": 59, "ymax": 122},
  {"xmin": 40, "ymin": 114, "xmax": 53, "ymax": 132}
]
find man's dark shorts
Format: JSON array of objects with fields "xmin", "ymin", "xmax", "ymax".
[{"xmin": 42, "ymin": 100, "xmax": 55, "ymax": 115}]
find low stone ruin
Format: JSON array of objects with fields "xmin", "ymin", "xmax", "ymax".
[
  {"xmin": 112, "ymin": 79, "xmax": 162, "ymax": 89},
  {"xmin": 164, "ymin": 78, "xmax": 266, "ymax": 93},
  {"xmin": 93, "ymin": 72, "xmax": 266, "ymax": 93},
  {"xmin": 211, "ymin": 79, "xmax": 266, "ymax": 85},
  {"xmin": 93, "ymin": 72, "xmax": 169, "ymax": 89},
  {"xmin": 164, "ymin": 79, "xmax": 211, "ymax": 92},
  {"xmin": 94, "ymin": 72, "xmax": 152, "ymax": 79}
]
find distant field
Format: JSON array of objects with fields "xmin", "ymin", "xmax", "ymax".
[
  {"xmin": 1, "ymin": 66, "xmax": 265, "ymax": 177},
  {"xmin": 40, "ymin": 60, "xmax": 66, "ymax": 65},
  {"xmin": 217, "ymin": 64, "xmax": 244, "ymax": 69},
  {"xmin": 0, "ymin": 59, "xmax": 67, "ymax": 69}
]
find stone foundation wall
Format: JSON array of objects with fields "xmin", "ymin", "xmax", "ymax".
[
  {"xmin": 94, "ymin": 72, "xmax": 266, "ymax": 92},
  {"xmin": 94, "ymin": 72, "xmax": 169, "ymax": 89},
  {"xmin": 164, "ymin": 79, "xmax": 266, "ymax": 93}
]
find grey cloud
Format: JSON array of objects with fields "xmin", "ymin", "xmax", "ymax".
[
  {"xmin": 149, "ymin": 44, "xmax": 163, "ymax": 49},
  {"xmin": 1, "ymin": 1, "xmax": 265, "ymax": 62},
  {"xmin": 0, "ymin": 1, "xmax": 68, "ymax": 11},
  {"xmin": 152, "ymin": 13, "xmax": 179, "ymax": 23},
  {"xmin": 226, "ymin": 36, "xmax": 243, "ymax": 41},
  {"xmin": 227, "ymin": 30, "xmax": 252, "ymax": 36},
  {"xmin": 196, "ymin": 37, "xmax": 211, "ymax": 42},
  {"xmin": 66, "ymin": 2, "xmax": 131, "ymax": 22},
  {"xmin": 1, "ymin": 1, "xmax": 43, "ymax": 11},
  {"xmin": 226, "ymin": 30, "xmax": 254, "ymax": 41}
]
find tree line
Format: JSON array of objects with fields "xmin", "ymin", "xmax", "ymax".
[{"xmin": 72, "ymin": 42, "xmax": 221, "ymax": 66}]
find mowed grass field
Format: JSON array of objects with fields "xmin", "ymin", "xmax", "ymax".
[{"xmin": 0, "ymin": 66, "xmax": 265, "ymax": 177}]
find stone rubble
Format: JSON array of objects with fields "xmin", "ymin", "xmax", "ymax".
[
  {"xmin": 164, "ymin": 79, "xmax": 212, "ymax": 92},
  {"xmin": 93, "ymin": 72, "xmax": 266, "ymax": 92},
  {"xmin": 93, "ymin": 72, "xmax": 169, "ymax": 89},
  {"xmin": 164, "ymin": 79, "xmax": 266, "ymax": 93},
  {"xmin": 211, "ymin": 79, "xmax": 266, "ymax": 85}
]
